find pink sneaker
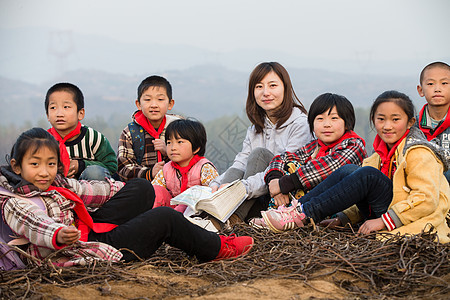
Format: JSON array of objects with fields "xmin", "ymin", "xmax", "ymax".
[
  {"xmin": 261, "ymin": 200, "xmax": 306, "ymax": 233},
  {"xmin": 249, "ymin": 217, "xmax": 268, "ymax": 229}
]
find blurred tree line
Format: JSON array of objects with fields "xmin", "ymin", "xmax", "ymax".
[{"xmin": 0, "ymin": 108, "xmax": 375, "ymax": 173}]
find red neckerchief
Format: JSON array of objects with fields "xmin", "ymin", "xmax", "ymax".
[
  {"xmin": 135, "ymin": 111, "xmax": 166, "ymax": 162},
  {"xmin": 373, "ymin": 130, "xmax": 409, "ymax": 179},
  {"xmin": 48, "ymin": 122, "xmax": 82, "ymax": 177},
  {"xmin": 47, "ymin": 186, "xmax": 118, "ymax": 242},
  {"xmin": 316, "ymin": 130, "xmax": 365, "ymax": 158},
  {"xmin": 170, "ymin": 155, "xmax": 203, "ymax": 193},
  {"xmin": 418, "ymin": 104, "xmax": 450, "ymax": 141}
]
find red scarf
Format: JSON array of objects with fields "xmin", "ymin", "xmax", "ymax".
[
  {"xmin": 170, "ymin": 155, "xmax": 203, "ymax": 193},
  {"xmin": 373, "ymin": 130, "xmax": 409, "ymax": 179},
  {"xmin": 417, "ymin": 104, "xmax": 450, "ymax": 141},
  {"xmin": 47, "ymin": 186, "xmax": 118, "ymax": 242},
  {"xmin": 135, "ymin": 111, "xmax": 166, "ymax": 162},
  {"xmin": 316, "ymin": 130, "xmax": 365, "ymax": 158},
  {"xmin": 48, "ymin": 122, "xmax": 82, "ymax": 176}
]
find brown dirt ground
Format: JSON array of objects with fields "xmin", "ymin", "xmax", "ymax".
[
  {"xmin": 35, "ymin": 266, "xmax": 450, "ymax": 300},
  {"xmin": 39, "ymin": 266, "xmax": 353, "ymax": 300}
]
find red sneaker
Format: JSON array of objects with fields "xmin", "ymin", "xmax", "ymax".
[{"xmin": 214, "ymin": 234, "xmax": 254, "ymax": 261}]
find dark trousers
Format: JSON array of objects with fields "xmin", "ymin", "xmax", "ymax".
[
  {"xmin": 300, "ymin": 165, "xmax": 393, "ymax": 223},
  {"xmin": 88, "ymin": 179, "xmax": 221, "ymax": 262}
]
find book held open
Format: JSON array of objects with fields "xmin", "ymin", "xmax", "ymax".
[{"xmin": 170, "ymin": 180, "xmax": 248, "ymax": 222}]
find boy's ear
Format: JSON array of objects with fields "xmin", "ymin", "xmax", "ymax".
[
  {"xmin": 417, "ymin": 85, "xmax": 425, "ymax": 97},
  {"xmin": 77, "ymin": 108, "xmax": 85, "ymax": 121},
  {"xmin": 193, "ymin": 147, "xmax": 200, "ymax": 155},
  {"xmin": 135, "ymin": 99, "xmax": 142, "ymax": 110},
  {"xmin": 10, "ymin": 159, "xmax": 21, "ymax": 175},
  {"xmin": 168, "ymin": 99, "xmax": 175, "ymax": 111}
]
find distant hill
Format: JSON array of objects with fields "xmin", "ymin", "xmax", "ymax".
[{"xmin": 0, "ymin": 64, "xmax": 423, "ymax": 127}]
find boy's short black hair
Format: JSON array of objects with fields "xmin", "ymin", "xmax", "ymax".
[
  {"xmin": 45, "ymin": 82, "xmax": 84, "ymax": 114},
  {"xmin": 307, "ymin": 93, "xmax": 355, "ymax": 134},
  {"xmin": 137, "ymin": 75, "xmax": 172, "ymax": 101},
  {"xmin": 419, "ymin": 61, "xmax": 450, "ymax": 85},
  {"xmin": 165, "ymin": 119, "xmax": 207, "ymax": 157}
]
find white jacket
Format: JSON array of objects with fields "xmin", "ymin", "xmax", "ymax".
[{"xmin": 212, "ymin": 107, "xmax": 312, "ymax": 198}]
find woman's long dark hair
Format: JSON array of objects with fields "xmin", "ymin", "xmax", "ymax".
[{"xmin": 246, "ymin": 62, "xmax": 307, "ymax": 134}]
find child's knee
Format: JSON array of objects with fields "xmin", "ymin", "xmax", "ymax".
[{"xmin": 80, "ymin": 165, "xmax": 111, "ymax": 181}]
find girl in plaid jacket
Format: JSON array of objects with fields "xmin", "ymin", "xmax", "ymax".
[{"xmin": 0, "ymin": 128, "xmax": 254, "ymax": 268}]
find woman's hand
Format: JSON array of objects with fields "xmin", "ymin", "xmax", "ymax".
[
  {"xmin": 358, "ymin": 218, "xmax": 386, "ymax": 235},
  {"xmin": 57, "ymin": 226, "xmax": 81, "ymax": 245},
  {"xmin": 211, "ymin": 183, "xmax": 228, "ymax": 193}
]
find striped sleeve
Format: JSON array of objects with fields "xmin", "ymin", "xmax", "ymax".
[{"xmin": 67, "ymin": 126, "xmax": 118, "ymax": 174}]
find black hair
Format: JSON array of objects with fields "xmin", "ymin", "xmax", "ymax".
[
  {"xmin": 165, "ymin": 119, "xmax": 207, "ymax": 157},
  {"xmin": 419, "ymin": 61, "xmax": 450, "ymax": 85},
  {"xmin": 307, "ymin": 93, "xmax": 355, "ymax": 134},
  {"xmin": 137, "ymin": 75, "xmax": 173, "ymax": 101},
  {"xmin": 369, "ymin": 90, "xmax": 415, "ymax": 127},
  {"xmin": 45, "ymin": 82, "xmax": 84, "ymax": 114},
  {"xmin": 7, "ymin": 127, "xmax": 63, "ymax": 174}
]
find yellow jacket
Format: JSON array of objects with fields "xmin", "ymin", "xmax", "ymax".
[{"xmin": 344, "ymin": 128, "xmax": 450, "ymax": 243}]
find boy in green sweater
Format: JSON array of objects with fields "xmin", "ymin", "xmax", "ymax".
[{"xmin": 45, "ymin": 82, "xmax": 117, "ymax": 180}]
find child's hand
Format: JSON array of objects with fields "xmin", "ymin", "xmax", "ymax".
[
  {"xmin": 57, "ymin": 226, "xmax": 80, "ymax": 245},
  {"xmin": 358, "ymin": 218, "xmax": 386, "ymax": 235},
  {"xmin": 153, "ymin": 139, "xmax": 167, "ymax": 156},
  {"xmin": 273, "ymin": 193, "xmax": 290, "ymax": 207},
  {"xmin": 151, "ymin": 161, "xmax": 165, "ymax": 178},
  {"xmin": 67, "ymin": 160, "xmax": 79, "ymax": 178},
  {"xmin": 268, "ymin": 179, "xmax": 281, "ymax": 197},
  {"xmin": 319, "ymin": 218, "xmax": 342, "ymax": 228}
]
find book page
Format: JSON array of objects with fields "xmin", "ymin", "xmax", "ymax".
[
  {"xmin": 170, "ymin": 185, "xmax": 213, "ymax": 212},
  {"xmin": 197, "ymin": 180, "xmax": 247, "ymax": 222}
]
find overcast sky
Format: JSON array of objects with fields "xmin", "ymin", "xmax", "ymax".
[{"xmin": 0, "ymin": 0, "xmax": 449, "ymax": 80}]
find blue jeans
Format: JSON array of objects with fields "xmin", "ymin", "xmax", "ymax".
[
  {"xmin": 300, "ymin": 164, "xmax": 393, "ymax": 223},
  {"xmin": 79, "ymin": 165, "xmax": 111, "ymax": 181}
]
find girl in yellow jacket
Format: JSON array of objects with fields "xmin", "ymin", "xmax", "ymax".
[{"xmin": 261, "ymin": 90, "xmax": 450, "ymax": 243}]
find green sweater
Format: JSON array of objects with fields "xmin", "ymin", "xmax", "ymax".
[{"xmin": 64, "ymin": 125, "xmax": 118, "ymax": 177}]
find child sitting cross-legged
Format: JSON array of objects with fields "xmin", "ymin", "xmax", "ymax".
[
  {"xmin": 0, "ymin": 128, "xmax": 254, "ymax": 267},
  {"xmin": 151, "ymin": 119, "xmax": 219, "ymax": 213},
  {"xmin": 250, "ymin": 93, "xmax": 367, "ymax": 227}
]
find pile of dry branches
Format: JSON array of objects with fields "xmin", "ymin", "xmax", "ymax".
[{"xmin": 1, "ymin": 224, "xmax": 449, "ymax": 299}]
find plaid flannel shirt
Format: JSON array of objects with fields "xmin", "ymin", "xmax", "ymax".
[
  {"xmin": 117, "ymin": 113, "xmax": 181, "ymax": 181},
  {"xmin": 265, "ymin": 136, "xmax": 367, "ymax": 192},
  {"xmin": 1, "ymin": 174, "xmax": 124, "ymax": 267}
]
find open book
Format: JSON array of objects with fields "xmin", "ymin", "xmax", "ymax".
[{"xmin": 170, "ymin": 180, "xmax": 248, "ymax": 222}]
